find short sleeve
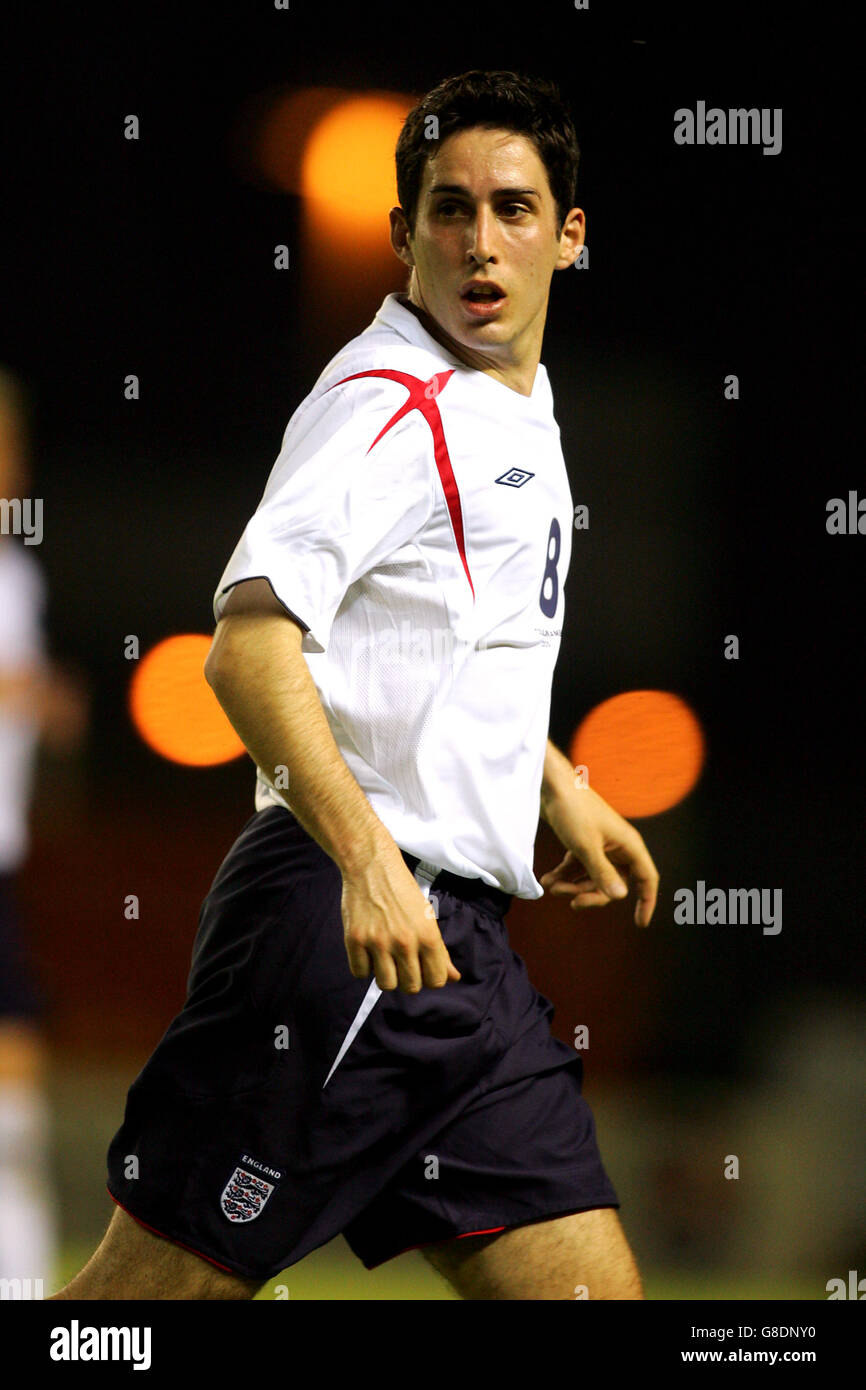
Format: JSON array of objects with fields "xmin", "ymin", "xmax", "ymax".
[{"xmin": 213, "ymin": 375, "xmax": 435, "ymax": 652}]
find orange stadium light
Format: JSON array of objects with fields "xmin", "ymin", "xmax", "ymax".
[
  {"xmin": 568, "ymin": 689, "xmax": 705, "ymax": 818},
  {"xmin": 129, "ymin": 634, "xmax": 246, "ymax": 767},
  {"xmin": 247, "ymin": 86, "xmax": 352, "ymax": 194},
  {"xmin": 300, "ymin": 93, "xmax": 414, "ymax": 240},
  {"xmin": 239, "ymin": 86, "xmax": 418, "ymax": 328}
]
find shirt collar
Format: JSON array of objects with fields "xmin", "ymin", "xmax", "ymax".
[{"xmin": 373, "ymin": 293, "xmax": 463, "ymax": 365}]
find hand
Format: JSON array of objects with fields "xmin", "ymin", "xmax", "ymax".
[
  {"xmin": 341, "ymin": 851, "xmax": 462, "ymax": 993},
  {"xmin": 540, "ymin": 785, "xmax": 659, "ymax": 927}
]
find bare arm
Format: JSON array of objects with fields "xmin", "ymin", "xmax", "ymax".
[
  {"xmin": 205, "ymin": 578, "xmax": 460, "ymax": 992},
  {"xmin": 539, "ymin": 737, "xmax": 576, "ymax": 823},
  {"xmin": 538, "ymin": 736, "xmax": 659, "ymax": 926},
  {"xmin": 0, "ymin": 662, "xmax": 89, "ymax": 750}
]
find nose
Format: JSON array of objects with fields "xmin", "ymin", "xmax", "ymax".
[{"xmin": 466, "ymin": 204, "xmax": 496, "ymax": 265}]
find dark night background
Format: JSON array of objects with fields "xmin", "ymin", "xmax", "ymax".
[{"xmin": 0, "ymin": 0, "xmax": 862, "ymax": 1290}]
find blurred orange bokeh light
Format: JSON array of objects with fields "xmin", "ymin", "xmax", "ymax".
[
  {"xmin": 129, "ymin": 634, "xmax": 246, "ymax": 767},
  {"xmin": 569, "ymin": 689, "xmax": 705, "ymax": 818},
  {"xmin": 301, "ymin": 94, "xmax": 414, "ymax": 235}
]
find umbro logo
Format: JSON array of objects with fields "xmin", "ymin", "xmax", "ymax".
[{"xmin": 495, "ymin": 469, "xmax": 535, "ymax": 488}]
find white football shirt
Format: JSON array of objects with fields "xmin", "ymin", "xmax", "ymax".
[{"xmin": 214, "ymin": 292, "xmax": 573, "ymax": 898}]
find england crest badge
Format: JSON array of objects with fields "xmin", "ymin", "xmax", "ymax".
[{"xmin": 220, "ymin": 1161, "xmax": 279, "ymax": 1223}]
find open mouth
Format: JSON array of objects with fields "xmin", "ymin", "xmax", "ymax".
[
  {"xmin": 460, "ymin": 281, "xmax": 506, "ymax": 316},
  {"xmin": 461, "ymin": 281, "xmax": 505, "ymax": 303}
]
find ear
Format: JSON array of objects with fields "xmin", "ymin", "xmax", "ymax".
[
  {"xmin": 389, "ymin": 206, "xmax": 415, "ymax": 267},
  {"xmin": 555, "ymin": 206, "xmax": 586, "ymax": 270}
]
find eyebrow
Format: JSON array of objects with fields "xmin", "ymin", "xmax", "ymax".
[{"xmin": 427, "ymin": 183, "xmax": 541, "ymax": 198}]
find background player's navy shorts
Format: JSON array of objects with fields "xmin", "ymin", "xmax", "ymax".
[
  {"xmin": 107, "ymin": 806, "xmax": 619, "ymax": 1279},
  {"xmin": 0, "ymin": 872, "xmax": 43, "ymax": 1020}
]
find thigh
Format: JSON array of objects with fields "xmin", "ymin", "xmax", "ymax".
[
  {"xmin": 422, "ymin": 1207, "xmax": 644, "ymax": 1301},
  {"xmin": 52, "ymin": 1207, "xmax": 264, "ymax": 1301}
]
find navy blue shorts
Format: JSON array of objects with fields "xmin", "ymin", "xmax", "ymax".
[
  {"xmin": 0, "ymin": 872, "xmax": 43, "ymax": 1020},
  {"xmin": 106, "ymin": 806, "xmax": 618, "ymax": 1279}
]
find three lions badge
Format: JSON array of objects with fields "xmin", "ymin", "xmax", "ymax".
[{"xmin": 220, "ymin": 1156, "xmax": 281, "ymax": 1223}]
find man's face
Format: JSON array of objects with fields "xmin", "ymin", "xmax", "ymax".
[{"xmin": 391, "ymin": 126, "xmax": 583, "ymax": 365}]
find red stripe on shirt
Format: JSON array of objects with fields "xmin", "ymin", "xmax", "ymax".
[{"xmin": 328, "ymin": 368, "xmax": 474, "ymax": 600}]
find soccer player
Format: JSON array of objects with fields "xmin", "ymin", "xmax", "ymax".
[{"xmin": 54, "ymin": 70, "xmax": 659, "ymax": 1301}]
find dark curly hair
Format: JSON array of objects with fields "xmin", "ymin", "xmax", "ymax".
[{"xmin": 395, "ymin": 70, "xmax": 580, "ymax": 236}]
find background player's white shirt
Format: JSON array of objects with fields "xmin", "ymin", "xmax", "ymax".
[
  {"xmin": 0, "ymin": 540, "xmax": 46, "ymax": 872},
  {"xmin": 214, "ymin": 293, "xmax": 573, "ymax": 898}
]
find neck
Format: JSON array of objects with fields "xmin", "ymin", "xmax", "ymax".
[{"xmin": 400, "ymin": 288, "xmax": 540, "ymax": 397}]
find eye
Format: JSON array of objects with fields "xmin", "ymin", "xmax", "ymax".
[{"xmin": 501, "ymin": 203, "xmax": 529, "ymax": 216}]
